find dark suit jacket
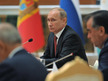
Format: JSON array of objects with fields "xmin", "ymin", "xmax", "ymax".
[
  {"xmin": 98, "ymin": 38, "xmax": 108, "ymax": 71},
  {"xmin": 0, "ymin": 49, "xmax": 48, "ymax": 81},
  {"xmin": 102, "ymin": 68, "xmax": 108, "ymax": 81},
  {"xmin": 41, "ymin": 25, "xmax": 88, "ymax": 68},
  {"xmin": 98, "ymin": 38, "xmax": 108, "ymax": 81}
]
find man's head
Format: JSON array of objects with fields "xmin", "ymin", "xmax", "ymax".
[
  {"xmin": 0, "ymin": 23, "xmax": 21, "ymax": 62},
  {"xmin": 47, "ymin": 8, "xmax": 67, "ymax": 34},
  {"xmin": 85, "ymin": 10, "xmax": 108, "ymax": 48}
]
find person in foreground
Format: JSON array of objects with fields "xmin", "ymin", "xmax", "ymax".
[
  {"xmin": 40, "ymin": 8, "xmax": 88, "ymax": 69},
  {"xmin": 0, "ymin": 23, "xmax": 48, "ymax": 81},
  {"xmin": 85, "ymin": 10, "xmax": 108, "ymax": 81}
]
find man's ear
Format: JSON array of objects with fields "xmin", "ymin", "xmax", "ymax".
[
  {"xmin": 0, "ymin": 41, "xmax": 9, "ymax": 62},
  {"xmin": 0, "ymin": 41, "xmax": 6, "ymax": 54},
  {"xmin": 63, "ymin": 17, "xmax": 67, "ymax": 23},
  {"xmin": 99, "ymin": 26, "xmax": 105, "ymax": 36}
]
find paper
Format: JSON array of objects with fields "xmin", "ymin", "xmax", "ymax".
[{"xmin": 51, "ymin": 62, "xmax": 58, "ymax": 73}]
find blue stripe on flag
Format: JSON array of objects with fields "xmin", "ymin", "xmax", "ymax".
[{"xmin": 60, "ymin": 0, "xmax": 85, "ymax": 44}]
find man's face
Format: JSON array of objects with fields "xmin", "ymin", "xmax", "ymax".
[
  {"xmin": 87, "ymin": 18, "xmax": 102, "ymax": 48},
  {"xmin": 47, "ymin": 10, "xmax": 66, "ymax": 34}
]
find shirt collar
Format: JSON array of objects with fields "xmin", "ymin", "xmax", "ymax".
[
  {"xmin": 55, "ymin": 27, "xmax": 65, "ymax": 39},
  {"xmin": 8, "ymin": 46, "xmax": 23, "ymax": 58},
  {"xmin": 102, "ymin": 38, "xmax": 108, "ymax": 48}
]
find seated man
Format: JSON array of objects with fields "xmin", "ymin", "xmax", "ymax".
[
  {"xmin": 40, "ymin": 8, "xmax": 88, "ymax": 69},
  {"xmin": 0, "ymin": 23, "xmax": 48, "ymax": 81},
  {"xmin": 85, "ymin": 10, "xmax": 108, "ymax": 81}
]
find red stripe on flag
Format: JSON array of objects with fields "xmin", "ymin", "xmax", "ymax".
[{"xmin": 18, "ymin": 11, "xmax": 45, "ymax": 52}]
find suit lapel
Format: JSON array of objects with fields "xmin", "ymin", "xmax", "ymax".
[
  {"xmin": 56, "ymin": 26, "xmax": 68, "ymax": 57},
  {"xmin": 56, "ymin": 36, "xmax": 63, "ymax": 57},
  {"xmin": 50, "ymin": 33, "xmax": 55, "ymax": 57}
]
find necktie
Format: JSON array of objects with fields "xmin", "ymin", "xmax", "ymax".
[{"xmin": 54, "ymin": 35, "xmax": 57, "ymax": 56}]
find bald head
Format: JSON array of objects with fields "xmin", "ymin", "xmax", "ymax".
[{"xmin": 0, "ymin": 23, "xmax": 21, "ymax": 45}]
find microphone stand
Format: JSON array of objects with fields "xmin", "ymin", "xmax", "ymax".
[
  {"xmin": 45, "ymin": 53, "xmax": 73, "ymax": 67},
  {"xmin": 22, "ymin": 38, "xmax": 33, "ymax": 45}
]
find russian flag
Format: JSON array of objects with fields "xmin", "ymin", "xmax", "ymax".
[{"xmin": 60, "ymin": 0, "xmax": 85, "ymax": 44}]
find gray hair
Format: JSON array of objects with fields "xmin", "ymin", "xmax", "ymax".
[{"xmin": 0, "ymin": 22, "xmax": 21, "ymax": 45}]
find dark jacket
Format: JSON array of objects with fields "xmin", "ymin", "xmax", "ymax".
[
  {"xmin": 98, "ymin": 38, "xmax": 108, "ymax": 71},
  {"xmin": 98, "ymin": 38, "xmax": 108, "ymax": 81},
  {"xmin": 0, "ymin": 49, "xmax": 48, "ymax": 81},
  {"xmin": 41, "ymin": 25, "xmax": 88, "ymax": 68}
]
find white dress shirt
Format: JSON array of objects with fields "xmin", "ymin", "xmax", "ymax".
[{"xmin": 55, "ymin": 27, "xmax": 65, "ymax": 44}]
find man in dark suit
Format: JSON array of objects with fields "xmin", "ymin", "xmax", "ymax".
[
  {"xmin": 85, "ymin": 10, "xmax": 108, "ymax": 81},
  {"xmin": 0, "ymin": 23, "xmax": 48, "ymax": 81},
  {"xmin": 40, "ymin": 8, "xmax": 88, "ymax": 69}
]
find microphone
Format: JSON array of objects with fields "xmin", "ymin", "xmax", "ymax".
[
  {"xmin": 45, "ymin": 53, "xmax": 73, "ymax": 67},
  {"xmin": 28, "ymin": 38, "xmax": 33, "ymax": 42},
  {"xmin": 22, "ymin": 38, "xmax": 33, "ymax": 45}
]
